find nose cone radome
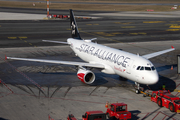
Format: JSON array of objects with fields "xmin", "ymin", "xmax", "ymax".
[{"xmin": 149, "ymin": 72, "xmax": 159, "ymax": 85}]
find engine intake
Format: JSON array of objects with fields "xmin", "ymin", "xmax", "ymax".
[{"xmin": 77, "ymin": 69, "xmax": 95, "ymax": 84}]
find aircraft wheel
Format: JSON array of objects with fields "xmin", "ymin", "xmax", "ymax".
[
  {"xmin": 135, "ymin": 89, "xmax": 139, "ymax": 94},
  {"xmin": 143, "ymin": 93, "xmax": 146, "ymax": 97}
]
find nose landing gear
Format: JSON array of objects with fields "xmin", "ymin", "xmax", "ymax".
[{"xmin": 134, "ymin": 82, "xmax": 142, "ymax": 94}]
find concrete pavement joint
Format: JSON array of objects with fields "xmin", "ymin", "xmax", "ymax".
[
  {"xmin": 0, "ymin": 79, "xmax": 14, "ymax": 93},
  {"xmin": 0, "ymin": 56, "xmax": 44, "ymax": 91}
]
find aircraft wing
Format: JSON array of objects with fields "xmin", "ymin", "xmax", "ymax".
[
  {"xmin": 142, "ymin": 46, "xmax": 175, "ymax": 59},
  {"xmin": 6, "ymin": 56, "xmax": 105, "ymax": 69}
]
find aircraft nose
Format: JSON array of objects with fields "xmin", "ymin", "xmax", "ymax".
[{"xmin": 149, "ymin": 72, "xmax": 159, "ymax": 85}]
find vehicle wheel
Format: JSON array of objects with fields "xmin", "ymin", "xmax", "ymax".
[
  {"xmin": 157, "ymin": 98, "xmax": 162, "ymax": 107},
  {"xmin": 169, "ymin": 103, "xmax": 175, "ymax": 112},
  {"xmin": 106, "ymin": 113, "xmax": 113, "ymax": 120},
  {"xmin": 135, "ymin": 89, "xmax": 139, "ymax": 94}
]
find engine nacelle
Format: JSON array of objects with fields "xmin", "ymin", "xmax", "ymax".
[{"xmin": 77, "ymin": 69, "xmax": 95, "ymax": 84}]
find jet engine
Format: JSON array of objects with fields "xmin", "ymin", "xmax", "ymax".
[{"xmin": 77, "ymin": 69, "xmax": 95, "ymax": 84}]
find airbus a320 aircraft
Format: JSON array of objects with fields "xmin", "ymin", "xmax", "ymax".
[{"xmin": 6, "ymin": 9, "xmax": 175, "ymax": 93}]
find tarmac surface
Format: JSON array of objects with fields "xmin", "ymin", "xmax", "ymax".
[
  {"xmin": 1, "ymin": 0, "xmax": 180, "ymax": 5},
  {"xmin": 0, "ymin": 8, "xmax": 180, "ymax": 120}
]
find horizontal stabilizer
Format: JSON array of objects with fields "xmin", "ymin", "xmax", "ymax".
[
  {"xmin": 42, "ymin": 40, "xmax": 69, "ymax": 44},
  {"xmin": 90, "ymin": 38, "xmax": 97, "ymax": 41}
]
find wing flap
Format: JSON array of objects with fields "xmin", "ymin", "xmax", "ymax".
[
  {"xmin": 6, "ymin": 57, "xmax": 105, "ymax": 69},
  {"xmin": 142, "ymin": 46, "xmax": 175, "ymax": 59}
]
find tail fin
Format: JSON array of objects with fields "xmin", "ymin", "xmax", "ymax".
[{"xmin": 70, "ymin": 9, "xmax": 82, "ymax": 40}]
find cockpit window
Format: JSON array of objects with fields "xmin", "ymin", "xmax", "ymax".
[
  {"xmin": 151, "ymin": 66, "xmax": 156, "ymax": 71},
  {"xmin": 137, "ymin": 66, "xmax": 156, "ymax": 71},
  {"xmin": 140, "ymin": 67, "xmax": 144, "ymax": 70},
  {"xmin": 145, "ymin": 67, "xmax": 151, "ymax": 71},
  {"xmin": 137, "ymin": 66, "xmax": 141, "ymax": 70}
]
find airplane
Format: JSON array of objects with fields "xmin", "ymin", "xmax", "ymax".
[{"xmin": 6, "ymin": 9, "xmax": 175, "ymax": 93}]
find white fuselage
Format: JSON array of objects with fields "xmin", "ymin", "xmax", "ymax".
[{"xmin": 67, "ymin": 38, "xmax": 159, "ymax": 85}]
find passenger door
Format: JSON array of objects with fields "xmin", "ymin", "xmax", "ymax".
[{"xmin": 126, "ymin": 60, "xmax": 134, "ymax": 74}]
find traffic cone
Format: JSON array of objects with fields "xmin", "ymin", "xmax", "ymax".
[
  {"xmin": 171, "ymin": 66, "xmax": 173, "ymax": 70},
  {"xmin": 105, "ymin": 101, "xmax": 108, "ymax": 108}
]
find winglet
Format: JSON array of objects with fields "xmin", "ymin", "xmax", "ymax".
[
  {"xmin": 5, "ymin": 55, "xmax": 7, "ymax": 60},
  {"xmin": 171, "ymin": 46, "xmax": 175, "ymax": 49}
]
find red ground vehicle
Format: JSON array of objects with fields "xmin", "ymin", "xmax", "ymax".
[
  {"xmin": 82, "ymin": 111, "xmax": 106, "ymax": 120},
  {"xmin": 151, "ymin": 90, "xmax": 180, "ymax": 113},
  {"xmin": 67, "ymin": 111, "xmax": 106, "ymax": 120},
  {"xmin": 67, "ymin": 114, "xmax": 77, "ymax": 120},
  {"xmin": 106, "ymin": 103, "xmax": 131, "ymax": 120}
]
